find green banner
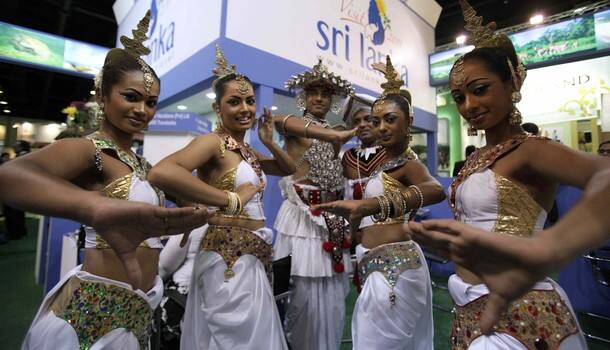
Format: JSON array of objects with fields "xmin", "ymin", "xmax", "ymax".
[
  {"xmin": 430, "ymin": 9, "xmax": 610, "ymax": 86},
  {"xmin": 0, "ymin": 21, "xmax": 107, "ymax": 77}
]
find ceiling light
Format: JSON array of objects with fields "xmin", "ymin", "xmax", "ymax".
[
  {"xmin": 3, "ymin": 109, "xmax": 11, "ymax": 113},
  {"xmin": 12, "ymin": 123, "xmax": 19, "ymax": 128},
  {"xmin": 90, "ymin": 90, "xmax": 96, "ymax": 95},
  {"xmin": 530, "ymin": 14, "xmax": 544, "ymax": 25},
  {"xmin": 0, "ymin": 90, "xmax": 3, "ymax": 94},
  {"xmin": 177, "ymin": 105, "xmax": 188, "ymax": 110},
  {"xmin": 0, "ymin": 101, "xmax": 7, "ymax": 105},
  {"xmin": 206, "ymin": 92, "xmax": 216, "ymax": 99},
  {"xmin": 455, "ymin": 35, "xmax": 467, "ymax": 45},
  {"xmin": 271, "ymin": 106, "xmax": 278, "ymax": 111},
  {"xmin": 573, "ymin": 7, "xmax": 586, "ymax": 14}
]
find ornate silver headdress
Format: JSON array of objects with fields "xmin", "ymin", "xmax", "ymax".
[{"xmin": 286, "ymin": 58, "xmax": 354, "ymax": 114}]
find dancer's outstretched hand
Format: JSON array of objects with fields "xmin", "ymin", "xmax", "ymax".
[
  {"xmin": 90, "ymin": 199, "xmax": 214, "ymax": 290},
  {"xmin": 314, "ymin": 199, "xmax": 368, "ymax": 231},
  {"xmin": 408, "ymin": 219, "xmax": 553, "ymax": 334}
]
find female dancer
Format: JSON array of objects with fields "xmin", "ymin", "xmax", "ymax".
[
  {"xmin": 315, "ymin": 55, "xmax": 446, "ymax": 350},
  {"xmin": 148, "ymin": 46, "xmax": 294, "ymax": 349},
  {"xmin": 426, "ymin": 1, "xmax": 609, "ymax": 348},
  {"xmin": 3, "ymin": 11, "xmax": 210, "ymax": 349}
]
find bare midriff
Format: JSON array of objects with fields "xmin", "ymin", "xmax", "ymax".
[
  {"xmin": 82, "ymin": 247, "xmax": 160, "ymax": 291},
  {"xmin": 361, "ymin": 223, "xmax": 410, "ymax": 249}
]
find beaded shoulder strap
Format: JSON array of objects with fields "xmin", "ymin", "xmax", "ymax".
[
  {"xmin": 449, "ymin": 134, "xmax": 549, "ymax": 216},
  {"xmin": 214, "ymin": 129, "xmax": 264, "ymax": 185},
  {"xmin": 86, "ymin": 132, "xmax": 148, "ymax": 179},
  {"xmin": 369, "ymin": 147, "xmax": 417, "ymax": 179}
]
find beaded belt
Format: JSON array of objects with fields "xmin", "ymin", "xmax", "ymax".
[
  {"xmin": 201, "ymin": 225, "xmax": 273, "ymax": 284},
  {"xmin": 451, "ymin": 289, "xmax": 579, "ymax": 350},
  {"xmin": 51, "ymin": 277, "xmax": 153, "ymax": 350},
  {"xmin": 293, "ymin": 184, "xmax": 349, "ymax": 273},
  {"xmin": 359, "ymin": 241, "xmax": 422, "ymax": 305},
  {"xmin": 293, "ymin": 184, "xmax": 341, "ymax": 207}
]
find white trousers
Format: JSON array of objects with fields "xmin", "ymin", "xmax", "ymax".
[
  {"xmin": 180, "ymin": 227, "xmax": 288, "ymax": 350},
  {"xmin": 352, "ymin": 243, "xmax": 434, "ymax": 350}
]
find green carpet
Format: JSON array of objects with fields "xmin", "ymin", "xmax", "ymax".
[{"xmin": 0, "ymin": 217, "xmax": 43, "ymax": 350}]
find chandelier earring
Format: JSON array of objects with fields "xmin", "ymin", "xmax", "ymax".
[
  {"xmin": 96, "ymin": 102, "xmax": 105, "ymax": 122},
  {"xmin": 467, "ymin": 123, "xmax": 478, "ymax": 136},
  {"xmin": 296, "ymin": 93, "xmax": 306, "ymax": 111},
  {"xmin": 509, "ymin": 91, "xmax": 522, "ymax": 125},
  {"xmin": 330, "ymin": 101, "xmax": 341, "ymax": 114}
]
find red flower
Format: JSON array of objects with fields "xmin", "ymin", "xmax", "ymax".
[
  {"xmin": 333, "ymin": 262, "xmax": 345, "ymax": 273},
  {"xmin": 322, "ymin": 241, "xmax": 334, "ymax": 252}
]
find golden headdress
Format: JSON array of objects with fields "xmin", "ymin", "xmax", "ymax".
[
  {"xmin": 285, "ymin": 58, "xmax": 354, "ymax": 97},
  {"xmin": 373, "ymin": 55, "xmax": 413, "ymax": 117},
  {"xmin": 452, "ymin": 0, "xmax": 526, "ymax": 132},
  {"xmin": 94, "ymin": 10, "xmax": 155, "ymax": 95},
  {"xmin": 212, "ymin": 45, "xmax": 250, "ymax": 95},
  {"xmin": 451, "ymin": 0, "xmax": 526, "ymax": 89}
]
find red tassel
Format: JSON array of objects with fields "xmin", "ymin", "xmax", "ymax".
[
  {"xmin": 333, "ymin": 262, "xmax": 345, "ymax": 273},
  {"xmin": 342, "ymin": 238, "xmax": 350, "ymax": 249},
  {"xmin": 353, "ymin": 182, "xmax": 363, "ymax": 200},
  {"xmin": 322, "ymin": 241, "xmax": 333, "ymax": 252}
]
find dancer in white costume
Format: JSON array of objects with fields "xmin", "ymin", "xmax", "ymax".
[
  {"xmin": 272, "ymin": 58, "xmax": 355, "ymax": 350},
  {"xmin": 148, "ymin": 46, "xmax": 294, "ymax": 350},
  {"xmin": 2, "ymin": 11, "xmax": 211, "ymax": 350},
  {"xmin": 423, "ymin": 1, "xmax": 606, "ymax": 348},
  {"xmin": 315, "ymin": 56, "xmax": 446, "ymax": 350}
]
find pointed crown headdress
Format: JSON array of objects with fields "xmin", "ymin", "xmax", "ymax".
[
  {"xmin": 94, "ymin": 10, "xmax": 155, "ymax": 95},
  {"xmin": 452, "ymin": 0, "xmax": 526, "ymax": 88},
  {"xmin": 212, "ymin": 45, "xmax": 250, "ymax": 95},
  {"xmin": 285, "ymin": 58, "xmax": 354, "ymax": 97},
  {"xmin": 373, "ymin": 55, "xmax": 413, "ymax": 117}
]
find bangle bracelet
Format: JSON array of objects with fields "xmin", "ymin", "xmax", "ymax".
[
  {"xmin": 304, "ymin": 120, "xmax": 313, "ymax": 138},
  {"xmin": 281, "ymin": 114, "xmax": 294, "ymax": 134}
]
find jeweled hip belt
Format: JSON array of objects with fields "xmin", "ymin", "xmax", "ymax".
[
  {"xmin": 201, "ymin": 225, "xmax": 273, "ymax": 284},
  {"xmin": 359, "ymin": 241, "xmax": 422, "ymax": 305},
  {"xmin": 451, "ymin": 288, "xmax": 579, "ymax": 350},
  {"xmin": 51, "ymin": 276, "xmax": 153, "ymax": 350}
]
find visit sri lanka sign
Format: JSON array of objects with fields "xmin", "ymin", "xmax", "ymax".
[{"xmin": 226, "ymin": 0, "xmax": 437, "ymax": 114}]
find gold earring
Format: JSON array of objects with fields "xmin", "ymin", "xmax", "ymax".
[{"xmin": 509, "ymin": 91, "xmax": 522, "ymax": 125}]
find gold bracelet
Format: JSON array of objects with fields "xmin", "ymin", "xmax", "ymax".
[
  {"xmin": 304, "ymin": 120, "xmax": 313, "ymax": 139},
  {"xmin": 372, "ymin": 196, "xmax": 385, "ymax": 222},
  {"xmin": 281, "ymin": 114, "xmax": 294, "ymax": 135},
  {"xmin": 409, "ymin": 185, "xmax": 424, "ymax": 210}
]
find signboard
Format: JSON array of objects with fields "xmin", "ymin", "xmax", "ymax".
[
  {"xmin": 226, "ymin": 0, "xmax": 437, "ymax": 114},
  {"xmin": 0, "ymin": 21, "xmax": 107, "ymax": 77},
  {"xmin": 117, "ymin": 0, "xmax": 222, "ymax": 77},
  {"xmin": 429, "ymin": 9, "xmax": 610, "ymax": 86},
  {"xmin": 148, "ymin": 112, "xmax": 212, "ymax": 134},
  {"xmin": 520, "ymin": 56, "xmax": 610, "ymax": 124},
  {"xmin": 601, "ymin": 93, "xmax": 610, "ymax": 132}
]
